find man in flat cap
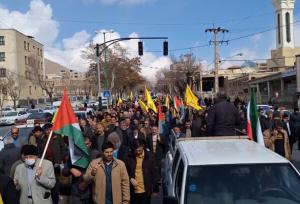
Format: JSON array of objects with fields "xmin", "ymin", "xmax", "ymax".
[{"xmin": 14, "ymin": 145, "xmax": 56, "ymax": 204}]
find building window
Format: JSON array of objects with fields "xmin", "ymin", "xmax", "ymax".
[
  {"xmin": 41, "ymin": 62, "xmax": 43, "ymax": 69},
  {"xmin": 277, "ymin": 13, "xmax": 281, "ymax": 44},
  {"xmin": 33, "ymin": 46, "xmax": 35, "ymax": 49},
  {"xmin": 0, "ymin": 36, "xmax": 4, "ymax": 45},
  {"xmin": 286, "ymin": 12, "xmax": 291, "ymax": 43},
  {"xmin": 40, "ymin": 49, "xmax": 43, "ymax": 57},
  {"xmin": 25, "ymin": 56, "xmax": 28, "ymax": 65},
  {"xmin": 0, "ymin": 52, "xmax": 5, "ymax": 61},
  {"xmin": 24, "ymin": 41, "xmax": 27, "ymax": 50},
  {"xmin": 27, "ymin": 43, "xmax": 30, "ymax": 51},
  {"xmin": 0, "ymin": 68, "xmax": 6, "ymax": 78},
  {"xmin": 29, "ymin": 86, "xmax": 32, "ymax": 95},
  {"xmin": 37, "ymin": 48, "xmax": 40, "ymax": 56}
]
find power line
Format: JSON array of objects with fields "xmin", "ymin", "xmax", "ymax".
[
  {"xmin": 0, "ymin": 12, "xmax": 276, "ymax": 27},
  {"xmin": 228, "ymin": 20, "xmax": 300, "ymax": 42}
]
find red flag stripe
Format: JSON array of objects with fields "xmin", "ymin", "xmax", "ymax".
[{"xmin": 52, "ymin": 89, "xmax": 78, "ymax": 131}]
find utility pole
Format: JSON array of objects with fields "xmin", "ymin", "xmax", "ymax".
[{"xmin": 205, "ymin": 27, "xmax": 229, "ymax": 94}]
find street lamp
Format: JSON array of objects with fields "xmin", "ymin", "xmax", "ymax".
[{"xmin": 94, "ymin": 30, "xmax": 115, "ymax": 106}]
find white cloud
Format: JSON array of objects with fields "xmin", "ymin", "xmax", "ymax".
[
  {"xmin": 82, "ymin": 0, "xmax": 153, "ymax": 5},
  {"xmin": 0, "ymin": 0, "xmax": 59, "ymax": 46},
  {"xmin": 91, "ymin": 30, "xmax": 171, "ymax": 82},
  {"xmin": 0, "ymin": 0, "xmax": 170, "ymax": 83},
  {"xmin": 45, "ymin": 30, "xmax": 91, "ymax": 71}
]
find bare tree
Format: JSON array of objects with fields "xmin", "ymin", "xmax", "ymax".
[
  {"xmin": 156, "ymin": 53, "xmax": 202, "ymax": 95},
  {"xmin": 6, "ymin": 73, "xmax": 22, "ymax": 110},
  {"xmin": 28, "ymin": 55, "xmax": 55, "ymax": 106},
  {"xmin": 0, "ymin": 78, "xmax": 9, "ymax": 115},
  {"xmin": 83, "ymin": 43, "xmax": 145, "ymax": 97}
]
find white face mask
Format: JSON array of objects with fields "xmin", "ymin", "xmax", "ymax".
[{"xmin": 25, "ymin": 158, "xmax": 36, "ymax": 166}]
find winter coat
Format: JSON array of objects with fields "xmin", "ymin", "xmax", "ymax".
[
  {"xmin": 206, "ymin": 99, "xmax": 240, "ymax": 136},
  {"xmin": 263, "ymin": 129, "xmax": 291, "ymax": 160},
  {"xmin": 0, "ymin": 143, "xmax": 20, "ymax": 176},
  {"xmin": 14, "ymin": 159, "xmax": 56, "ymax": 204},
  {"xmin": 127, "ymin": 150, "xmax": 159, "ymax": 197},
  {"xmin": 83, "ymin": 158, "xmax": 130, "ymax": 204},
  {"xmin": 0, "ymin": 173, "xmax": 19, "ymax": 204}
]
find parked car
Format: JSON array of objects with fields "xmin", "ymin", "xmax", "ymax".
[
  {"xmin": 257, "ymin": 105, "xmax": 272, "ymax": 115},
  {"xmin": 24, "ymin": 112, "xmax": 53, "ymax": 125},
  {"xmin": 163, "ymin": 137, "xmax": 300, "ymax": 204},
  {"xmin": 43, "ymin": 106, "xmax": 56, "ymax": 115},
  {"xmin": 27, "ymin": 109, "xmax": 44, "ymax": 114},
  {"xmin": 1, "ymin": 107, "xmax": 14, "ymax": 116},
  {"xmin": 0, "ymin": 111, "xmax": 30, "ymax": 125}
]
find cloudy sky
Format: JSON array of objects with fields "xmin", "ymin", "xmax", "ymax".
[{"xmin": 0, "ymin": 0, "xmax": 299, "ymax": 82}]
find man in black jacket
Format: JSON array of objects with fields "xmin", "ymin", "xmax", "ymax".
[
  {"xmin": 0, "ymin": 136, "xmax": 20, "ymax": 177},
  {"xmin": 0, "ymin": 169, "xmax": 19, "ymax": 204},
  {"xmin": 207, "ymin": 91, "xmax": 240, "ymax": 136},
  {"xmin": 128, "ymin": 139, "xmax": 159, "ymax": 204},
  {"xmin": 290, "ymin": 107, "xmax": 300, "ymax": 149}
]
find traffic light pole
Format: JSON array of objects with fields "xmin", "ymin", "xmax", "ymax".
[
  {"xmin": 95, "ymin": 36, "xmax": 168, "ymax": 110},
  {"xmin": 95, "ymin": 37, "xmax": 168, "ymax": 57}
]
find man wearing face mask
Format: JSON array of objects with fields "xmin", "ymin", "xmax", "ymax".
[{"xmin": 14, "ymin": 145, "xmax": 56, "ymax": 204}]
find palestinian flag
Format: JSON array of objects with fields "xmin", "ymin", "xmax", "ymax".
[
  {"xmin": 158, "ymin": 104, "xmax": 165, "ymax": 135},
  {"xmin": 174, "ymin": 96, "xmax": 186, "ymax": 124},
  {"xmin": 52, "ymin": 89, "xmax": 89, "ymax": 168},
  {"xmin": 173, "ymin": 96, "xmax": 183, "ymax": 112},
  {"xmin": 247, "ymin": 90, "xmax": 265, "ymax": 146}
]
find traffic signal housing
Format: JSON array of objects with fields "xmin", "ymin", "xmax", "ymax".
[
  {"xmin": 96, "ymin": 44, "xmax": 100, "ymax": 57},
  {"xmin": 163, "ymin": 41, "xmax": 168, "ymax": 56},
  {"xmin": 138, "ymin": 41, "xmax": 143, "ymax": 56}
]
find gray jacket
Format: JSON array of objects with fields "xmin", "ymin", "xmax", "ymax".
[{"xmin": 14, "ymin": 158, "xmax": 56, "ymax": 204}]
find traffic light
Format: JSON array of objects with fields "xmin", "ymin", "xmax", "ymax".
[
  {"xmin": 163, "ymin": 41, "xmax": 168, "ymax": 56},
  {"xmin": 138, "ymin": 41, "xmax": 143, "ymax": 56},
  {"xmin": 96, "ymin": 44, "xmax": 100, "ymax": 57}
]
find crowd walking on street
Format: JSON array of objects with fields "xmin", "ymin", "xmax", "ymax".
[{"xmin": 0, "ymin": 88, "xmax": 300, "ymax": 204}]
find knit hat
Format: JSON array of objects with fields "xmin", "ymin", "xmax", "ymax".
[{"xmin": 21, "ymin": 145, "xmax": 38, "ymax": 156}]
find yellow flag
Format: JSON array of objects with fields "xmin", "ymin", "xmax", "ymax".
[
  {"xmin": 138, "ymin": 99, "xmax": 149, "ymax": 113},
  {"xmin": 145, "ymin": 87, "xmax": 157, "ymax": 113},
  {"xmin": 0, "ymin": 194, "xmax": 3, "ymax": 204},
  {"xmin": 165, "ymin": 95, "xmax": 170, "ymax": 109},
  {"xmin": 185, "ymin": 85, "xmax": 202, "ymax": 110},
  {"xmin": 117, "ymin": 97, "xmax": 123, "ymax": 106}
]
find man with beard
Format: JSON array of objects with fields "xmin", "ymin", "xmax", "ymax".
[{"xmin": 83, "ymin": 142, "xmax": 130, "ymax": 204}]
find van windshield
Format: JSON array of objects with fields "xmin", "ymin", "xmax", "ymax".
[{"xmin": 185, "ymin": 164, "xmax": 300, "ymax": 204}]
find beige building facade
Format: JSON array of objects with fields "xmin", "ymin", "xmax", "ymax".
[
  {"xmin": 45, "ymin": 59, "xmax": 89, "ymax": 102},
  {"xmin": 0, "ymin": 29, "xmax": 44, "ymax": 107}
]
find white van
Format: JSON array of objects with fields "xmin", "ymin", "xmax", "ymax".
[{"xmin": 163, "ymin": 137, "xmax": 300, "ymax": 204}]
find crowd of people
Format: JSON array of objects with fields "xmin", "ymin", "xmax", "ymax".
[{"xmin": 0, "ymin": 91, "xmax": 300, "ymax": 204}]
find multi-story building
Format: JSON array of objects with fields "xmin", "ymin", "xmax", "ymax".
[
  {"xmin": 0, "ymin": 29, "xmax": 44, "ymax": 107},
  {"xmin": 44, "ymin": 59, "xmax": 89, "ymax": 102}
]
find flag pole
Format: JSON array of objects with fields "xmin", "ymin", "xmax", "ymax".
[{"xmin": 38, "ymin": 130, "xmax": 53, "ymax": 167}]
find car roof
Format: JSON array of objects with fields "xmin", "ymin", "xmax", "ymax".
[{"xmin": 178, "ymin": 138, "xmax": 288, "ymax": 166}]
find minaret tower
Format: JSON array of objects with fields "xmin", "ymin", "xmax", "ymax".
[{"xmin": 272, "ymin": 0, "xmax": 295, "ymax": 49}]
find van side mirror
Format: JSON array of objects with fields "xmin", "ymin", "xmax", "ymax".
[{"xmin": 163, "ymin": 197, "xmax": 178, "ymax": 204}]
